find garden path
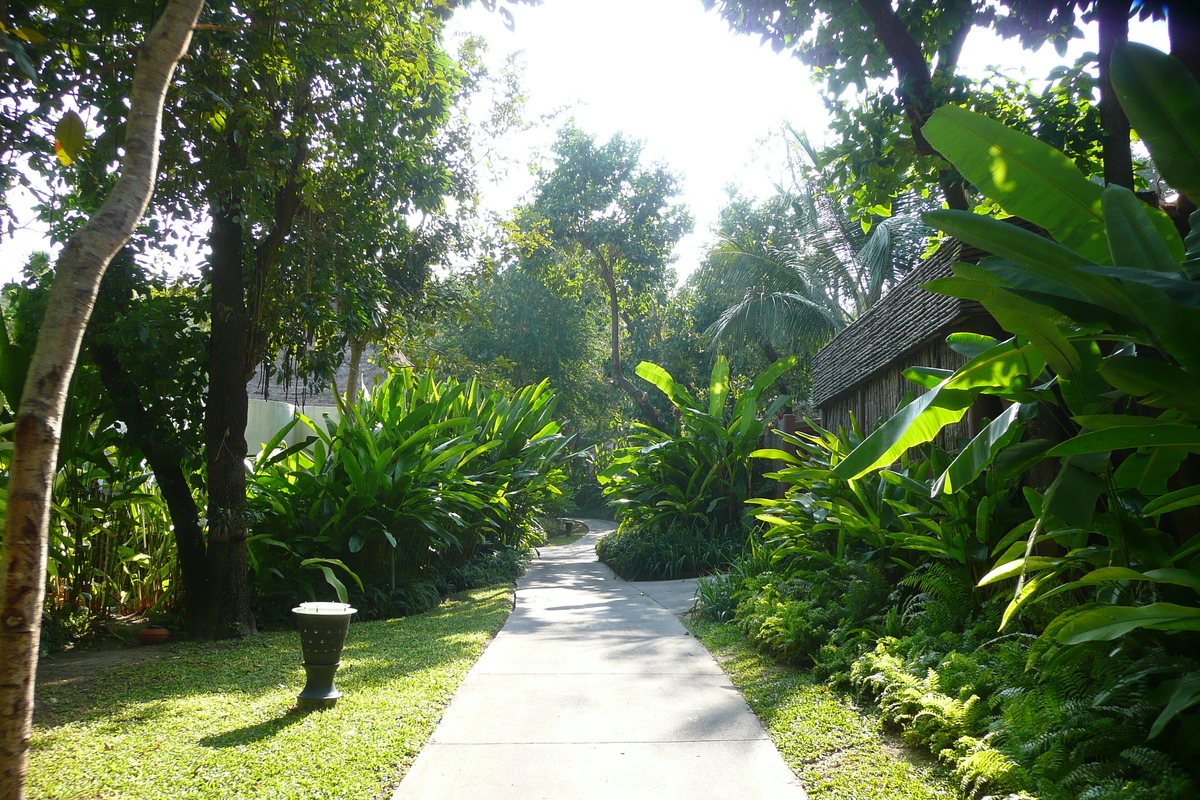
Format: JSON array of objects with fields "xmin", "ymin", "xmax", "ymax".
[{"xmin": 391, "ymin": 519, "xmax": 807, "ymax": 800}]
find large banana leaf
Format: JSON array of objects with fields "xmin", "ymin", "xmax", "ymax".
[
  {"xmin": 923, "ymin": 208, "xmax": 1093, "ymax": 270},
  {"xmin": 1054, "ymin": 602, "xmax": 1200, "ymax": 645},
  {"xmin": 933, "ymin": 401, "xmax": 1029, "ymax": 495},
  {"xmin": 835, "ymin": 338, "xmax": 1047, "ymax": 479},
  {"xmin": 1102, "ymin": 184, "xmax": 1185, "ymax": 269},
  {"xmin": 925, "ymin": 261, "xmax": 1081, "ymax": 378},
  {"xmin": 922, "ymin": 105, "xmax": 1108, "ymax": 263},
  {"xmin": 708, "ymin": 355, "xmax": 730, "ymax": 418},
  {"xmin": 1112, "ymin": 42, "xmax": 1200, "ymax": 204},
  {"xmin": 636, "ymin": 360, "xmax": 699, "ymax": 411}
]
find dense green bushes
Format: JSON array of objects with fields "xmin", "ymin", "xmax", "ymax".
[
  {"xmin": 247, "ymin": 370, "xmax": 571, "ymax": 621},
  {"xmin": 689, "ymin": 43, "xmax": 1200, "ymax": 800},
  {"xmin": 595, "ymin": 355, "xmax": 795, "ymax": 579}
]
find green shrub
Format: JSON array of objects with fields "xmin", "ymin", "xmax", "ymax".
[
  {"xmin": 247, "ymin": 369, "xmax": 571, "ymax": 620},
  {"xmin": 595, "ymin": 520, "xmax": 743, "ymax": 581},
  {"xmin": 596, "ymin": 355, "xmax": 795, "ymax": 580},
  {"xmin": 831, "ymin": 42, "xmax": 1200, "ymax": 742}
]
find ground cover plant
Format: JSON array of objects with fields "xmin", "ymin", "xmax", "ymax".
[
  {"xmin": 684, "ymin": 615, "xmax": 955, "ymax": 800},
  {"xmin": 29, "ymin": 585, "xmax": 511, "ymax": 800},
  {"xmin": 595, "ymin": 355, "xmax": 795, "ymax": 579}
]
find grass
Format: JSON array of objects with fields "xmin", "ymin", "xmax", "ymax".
[
  {"xmin": 683, "ymin": 616, "xmax": 956, "ymax": 800},
  {"xmin": 30, "ymin": 585, "xmax": 513, "ymax": 800}
]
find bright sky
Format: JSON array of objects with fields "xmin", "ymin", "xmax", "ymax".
[
  {"xmin": 446, "ymin": 0, "xmax": 1169, "ymax": 281},
  {"xmin": 0, "ymin": 2, "xmax": 1171, "ymax": 285}
]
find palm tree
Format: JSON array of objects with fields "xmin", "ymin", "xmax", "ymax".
[{"xmin": 701, "ymin": 183, "xmax": 932, "ymax": 362}]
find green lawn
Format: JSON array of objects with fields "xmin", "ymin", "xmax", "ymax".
[
  {"xmin": 30, "ymin": 586, "xmax": 513, "ymax": 800},
  {"xmin": 684, "ymin": 616, "xmax": 957, "ymax": 800},
  {"xmin": 542, "ymin": 532, "xmax": 587, "ymax": 547}
]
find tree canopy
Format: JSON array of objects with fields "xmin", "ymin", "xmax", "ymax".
[{"xmin": 511, "ymin": 122, "xmax": 692, "ymax": 428}]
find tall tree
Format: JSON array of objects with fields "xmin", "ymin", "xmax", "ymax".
[
  {"xmin": 512, "ymin": 123, "xmax": 692, "ymax": 430},
  {"xmin": 148, "ymin": 0, "xmax": 463, "ymax": 637},
  {"xmin": 695, "ymin": 185, "xmax": 930, "ymax": 390},
  {"xmin": 0, "ymin": 3, "xmax": 204, "ymax": 797},
  {"xmin": 701, "ymin": 0, "xmax": 1163, "ymax": 214}
]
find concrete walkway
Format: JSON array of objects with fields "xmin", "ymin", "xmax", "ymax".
[{"xmin": 392, "ymin": 520, "xmax": 807, "ymax": 800}]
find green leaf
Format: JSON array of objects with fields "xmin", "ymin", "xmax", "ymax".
[
  {"xmin": 1099, "ymin": 355, "xmax": 1200, "ymax": 417},
  {"xmin": 929, "ymin": 261, "xmax": 1081, "ymax": 378},
  {"xmin": 835, "ymin": 338, "xmax": 1045, "ymax": 479},
  {"xmin": 934, "ymin": 402, "xmax": 1027, "ymax": 495},
  {"xmin": 750, "ymin": 448, "xmax": 802, "ymax": 465},
  {"xmin": 708, "ymin": 356, "xmax": 730, "ymax": 418},
  {"xmin": 1077, "ymin": 266, "xmax": 1200, "ymax": 307},
  {"xmin": 55, "ymin": 110, "xmax": 85, "ymax": 166},
  {"xmin": 1111, "ymin": 42, "xmax": 1200, "ymax": 204},
  {"xmin": 1043, "ymin": 462, "xmax": 1104, "ymax": 528},
  {"xmin": 978, "ymin": 555, "xmax": 1061, "ymax": 586},
  {"xmin": 1113, "ymin": 447, "xmax": 1187, "ymax": 496},
  {"xmin": 1101, "ymin": 184, "xmax": 1185, "ymax": 269},
  {"xmin": 635, "ymin": 361, "xmax": 697, "ymax": 410},
  {"xmin": 924, "ymin": 209, "xmax": 1092, "ymax": 271},
  {"xmin": 1054, "ymin": 602, "xmax": 1200, "ymax": 644},
  {"xmin": 832, "ymin": 384, "xmax": 973, "ymax": 480},
  {"xmin": 300, "ymin": 558, "xmax": 363, "ymax": 603},
  {"xmin": 0, "ymin": 310, "xmax": 29, "ymax": 411},
  {"xmin": 903, "ymin": 366, "xmax": 953, "ymax": 389},
  {"xmin": 748, "ymin": 355, "xmax": 799, "ymax": 401},
  {"xmin": 945, "ymin": 332, "xmax": 997, "ymax": 360},
  {"xmin": 1143, "ymin": 485, "xmax": 1200, "ymax": 516},
  {"xmin": 1049, "ymin": 425, "xmax": 1200, "ymax": 456},
  {"xmin": 1150, "ymin": 672, "xmax": 1200, "ymax": 739},
  {"xmin": 922, "ymin": 104, "xmax": 1108, "ymax": 263}
]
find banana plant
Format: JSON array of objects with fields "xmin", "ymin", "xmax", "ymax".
[
  {"xmin": 824, "ymin": 42, "xmax": 1200, "ymax": 737},
  {"xmin": 598, "ymin": 355, "xmax": 796, "ymax": 550}
]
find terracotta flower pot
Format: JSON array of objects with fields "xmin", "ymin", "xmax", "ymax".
[{"xmin": 137, "ymin": 626, "xmax": 169, "ymax": 645}]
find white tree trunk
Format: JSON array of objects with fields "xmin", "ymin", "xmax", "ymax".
[{"xmin": 0, "ymin": 2, "xmax": 204, "ymax": 797}]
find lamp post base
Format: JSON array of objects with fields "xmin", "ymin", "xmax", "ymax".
[{"xmin": 297, "ymin": 662, "xmax": 342, "ymax": 708}]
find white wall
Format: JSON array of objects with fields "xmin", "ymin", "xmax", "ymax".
[{"xmin": 246, "ymin": 400, "xmax": 342, "ymax": 456}]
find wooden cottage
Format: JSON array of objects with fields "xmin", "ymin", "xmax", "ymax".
[{"xmin": 810, "ymin": 238, "xmax": 1003, "ymax": 450}]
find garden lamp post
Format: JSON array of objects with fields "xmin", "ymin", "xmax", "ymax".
[{"xmin": 292, "ymin": 601, "xmax": 356, "ymax": 709}]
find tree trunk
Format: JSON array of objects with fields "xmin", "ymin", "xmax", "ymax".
[
  {"xmin": 1098, "ymin": 0, "xmax": 1134, "ymax": 189},
  {"xmin": 598, "ymin": 259, "xmax": 668, "ymax": 431},
  {"xmin": 0, "ymin": 2, "xmax": 203, "ymax": 797},
  {"xmin": 193, "ymin": 90, "xmax": 307, "ymax": 639},
  {"xmin": 200, "ymin": 203, "xmax": 257, "ymax": 639},
  {"xmin": 346, "ymin": 335, "xmax": 367, "ymax": 403},
  {"xmin": 1169, "ymin": 1, "xmax": 1200, "ymax": 226},
  {"xmin": 857, "ymin": 0, "xmax": 972, "ymax": 210},
  {"xmin": 90, "ymin": 337, "xmax": 210, "ymax": 631}
]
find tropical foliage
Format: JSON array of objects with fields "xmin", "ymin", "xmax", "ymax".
[
  {"xmin": 699, "ymin": 136, "xmax": 933, "ymax": 362},
  {"xmin": 694, "ymin": 41, "xmax": 1200, "ymax": 800},
  {"xmin": 834, "ymin": 40, "xmax": 1200, "ymax": 734},
  {"xmin": 595, "ymin": 355, "xmax": 796, "ymax": 579},
  {"xmin": 248, "ymin": 369, "xmax": 572, "ymax": 620}
]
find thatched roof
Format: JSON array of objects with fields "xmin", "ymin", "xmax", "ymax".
[{"xmin": 810, "ymin": 238, "xmax": 990, "ymax": 407}]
